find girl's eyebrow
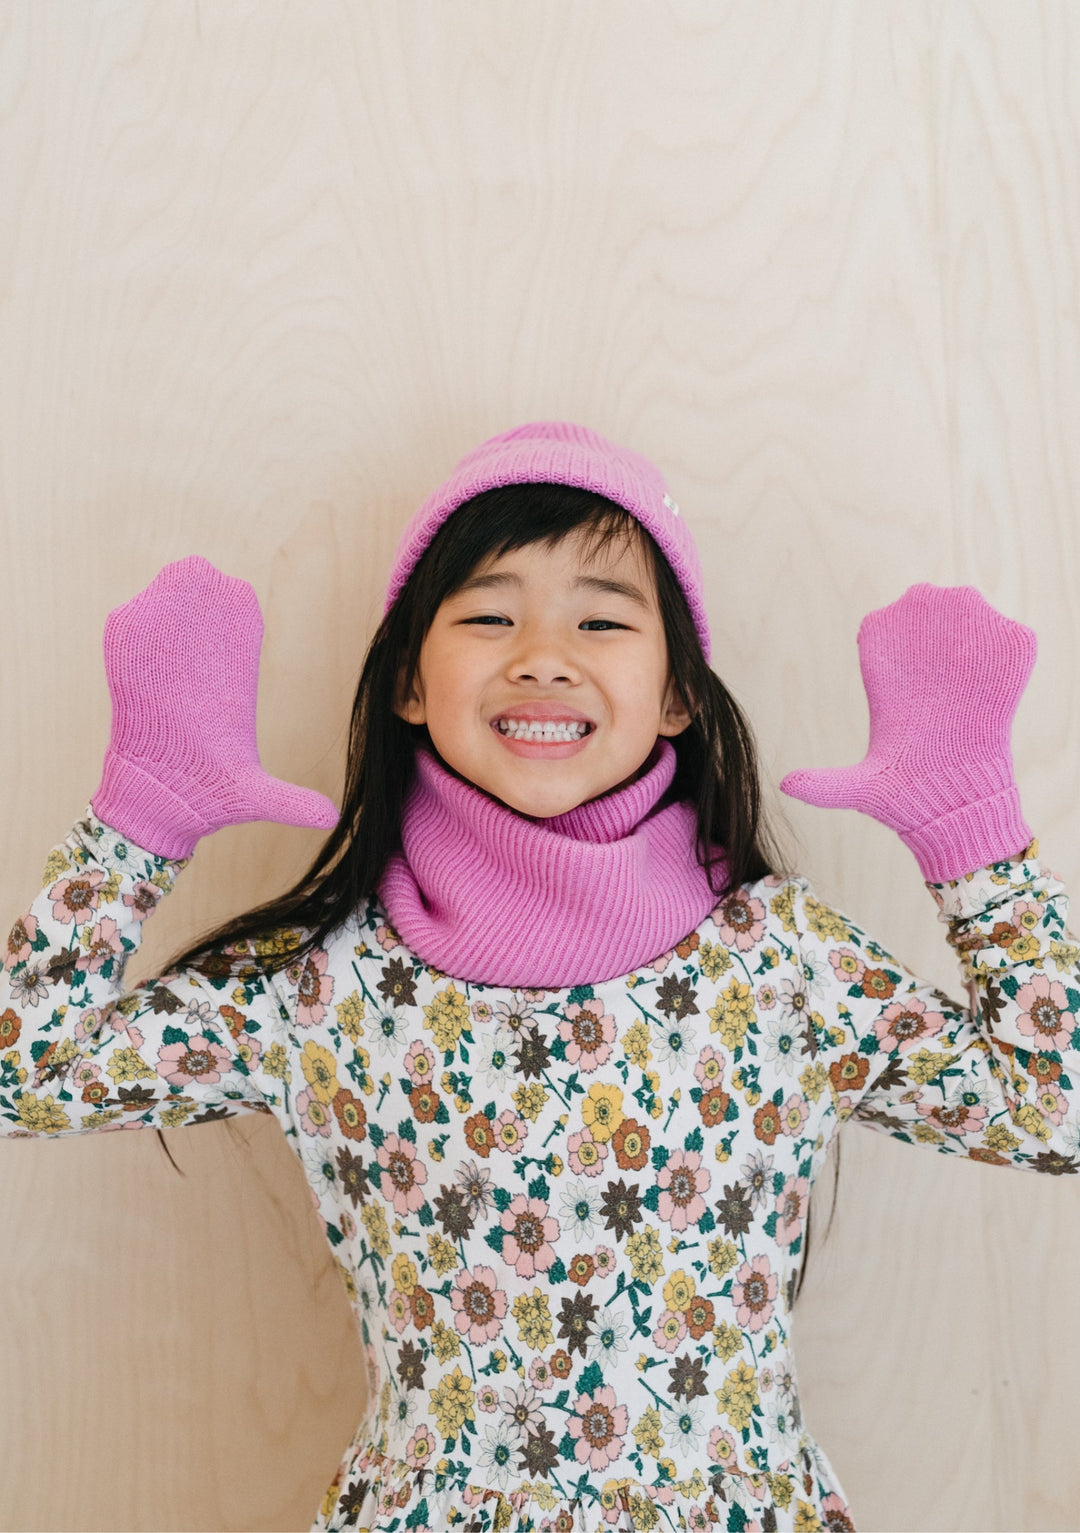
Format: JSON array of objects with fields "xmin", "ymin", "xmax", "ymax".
[{"xmin": 452, "ymin": 571, "xmax": 650, "ymax": 609}]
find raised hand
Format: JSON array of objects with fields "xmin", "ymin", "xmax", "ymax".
[
  {"xmin": 779, "ymin": 583, "xmax": 1037, "ymax": 882},
  {"xmin": 90, "ymin": 555, "xmax": 341, "ymax": 860}
]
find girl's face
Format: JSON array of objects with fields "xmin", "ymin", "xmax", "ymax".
[{"xmin": 393, "ymin": 526, "xmax": 693, "ymax": 819}]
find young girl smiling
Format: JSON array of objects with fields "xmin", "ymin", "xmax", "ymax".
[{"xmin": 3, "ymin": 422, "xmax": 1075, "ymax": 1533}]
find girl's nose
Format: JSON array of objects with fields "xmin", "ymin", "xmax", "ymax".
[{"xmin": 507, "ymin": 625, "xmax": 579, "ymax": 685}]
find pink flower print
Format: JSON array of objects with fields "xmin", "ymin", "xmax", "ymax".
[
  {"xmin": 1034, "ymin": 1079, "xmax": 1068, "ymax": 1125},
  {"xmin": 3, "ymin": 911, "xmax": 38, "ymax": 969},
  {"xmin": 387, "ymin": 1287, "xmax": 411, "ymax": 1333},
  {"xmin": 693, "ymin": 1045, "xmax": 725, "ymax": 1088},
  {"xmin": 656, "ymin": 1149, "xmax": 710, "ymax": 1232},
  {"xmin": 404, "ymin": 1040, "xmax": 436, "ymax": 1086},
  {"xmin": 121, "ymin": 878, "xmax": 163, "ymax": 923},
  {"xmin": 471, "ymin": 1000, "xmax": 496, "ymax": 1026},
  {"xmin": 80, "ymin": 916, "xmax": 124, "ymax": 975},
  {"xmin": 1014, "ymin": 975, "xmax": 1074, "ymax": 1050},
  {"xmin": 593, "ymin": 1245, "xmax": 616, "ymax": 1278},
  {"xmin": 731, "ymin": 1254, "xmax": 778, "ymax": 1332},
  {"xmin": 828, "ymin": 946, "xmax": 865, "ymax": 985},
  {"xmin": 873, "ymin": 995, "xmax": 946, "ymax": 1052},
  {"xmin": 1013, "ymin": 899, "xmax": 1044, "ymax": 933},
  {"xmin": 476, "ymin": 1382, "xmax": 500, "ymax": 1412},
  {"xmin": 48, "ymin": 868, "xmax": 106, "ymax": 926},
  {"xmin": 713, "ymin": 893, "xmax": 766, "ymax": 952},
  {"xmin": 707, "ymin": 1425, "xmax": 740, "ymax": 1469},
  {"xmin": 405, "ymin": 1424, "xmax": 437, "ymax": 1470},
  {"xmin": 493, "ymin": 1107, "xmax": 528, "ymax": 1153},
  {"xmin": 500, "ymin": 1194, "xmax": 559, "ymax": 1278},
  {"xmin": 779, "ymin": 1093, "xmax": 810, "ymax": 1138},
  {"xmin": 157, "ymin": 1033, "xmax": 232, "ymax": 1087},
  {"xmin": 451, "ymin": 1264, "xmax": 508, "ymax": 1345},
  {"xmin": 287, "ymin": 946, "xmax": 334, "ymax": 1029},
  {"xmin": 567, "ymin": 1385, "xmax": 628, "ymax": 1471},
  {"xmin": 755, "ymin": 983, "xmax": 778, "ymax": 1013},
  {"xmin": 376, "ymin": 922, "xmax": 403, "ymax": 953},
  {"xmin": 236, "ymin": 1034, "xmax": 262, "ymax": 1072},
  {"xmin": 652, "ymin": 1308, "xmax": 687, "ymax": 1352},
  {"xmin": 72, "ymin": 1060, "xmax": 102, "ymax": 1088},
  {"xmin": 377, "ymin": 1132, "xmax": 428, "ymax": 1215},
  {"xmin": 558, "ymin": 999, "xmax": 616, "ymax": 1073},
  {"xmin": 296, "ymin": 1087, "xmax": 334, "ymax": 1138},
  {"xmin": 648, "ymin": 949, "xmax": 675, "ymax": 973},
  {"xmin": 529, "ymin": 1355, "xmax": 557, "ymax": 1390},
  {"xmin": 340, "ymin": 1210, "xmax": 357, "ymax": 1240},
  {"xmin": 567, "ymin": 1127, "xmax": 608, "ymax": 1178},
  {"xmin": 775, "ymin": 1175, "xmax": 810, "ymax": 1248},
  {"xmin": 916, "ymin": 1092, "xmax": 988, "ymax": 1138}
]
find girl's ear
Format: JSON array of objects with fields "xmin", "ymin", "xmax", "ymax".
[
  {"xmin": 658, "ymin": 677, "xmax": 694, "ymax": 737},
  {"xmin": 393, "ymin": 667, "xmax": 427, "ymax": 725}
]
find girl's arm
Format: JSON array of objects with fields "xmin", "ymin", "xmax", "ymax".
[
  {"xmin": 782, "ymin": 846, "xmax": 1080, "ymax": 1168},
  {"xmin": 1, "ymin": 806, "xmax": 293, "ymax": 1136}
]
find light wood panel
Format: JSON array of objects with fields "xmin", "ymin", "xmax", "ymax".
[{"xmin": 2, "ymin": 1, "xmax": 1079, "ymax": 1528}]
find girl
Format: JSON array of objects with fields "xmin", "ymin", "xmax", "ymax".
[{"xmin": 2, "ymin": 421, "xmax": 1074, "ymax": 1533}]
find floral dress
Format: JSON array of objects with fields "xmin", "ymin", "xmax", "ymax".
[{"xmin": 3, "ymin": 809, "xmax": 1079, "ymax": 1533}]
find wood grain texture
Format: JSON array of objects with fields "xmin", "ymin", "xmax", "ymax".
[{"xmin": 2, "ymin": 1, "xmax": 1078, "ymax": 1527}]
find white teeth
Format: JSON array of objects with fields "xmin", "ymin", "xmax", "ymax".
[{"xmin": 496, "ymin": 719, "xmax": 590, "ymax": 741}]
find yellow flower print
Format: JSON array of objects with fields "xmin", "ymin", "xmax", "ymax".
[
  {"xmin": 424, "ymin": 984, "xmax": 469, "ymax": 1052},
  {"xmin": 106, "ymin": 1046, "xmax": 156, "ymax": 1083},
  {"xmin": 662, "ymin": 1270, "xmax": 694, "ymax": 1312},
  {"xmin": 159, "ymin": 1101, "xmax": 197, "ymax": 1128},
  {"xmin": 905, "ymin": 1049, "xmax": 959, "ymax": 1085},
  {"xmin": 513, "ymin": 1082, "xmax": 548, "ymax": 1121},
  {"xmin": 632, "ymin": 1406, "xmax": 663, "ymax": 1457},
  {"xmin": 1048, "ymin": 939, "xmax": 1080, "ymax": 972},
  {"xmin": 716, "ymin": 1360, "xmax": 759, "ymax": 1432},
  {"xmin": 1013, "ymin": 1103, "xmax": 1052, "ymax": 1142},
  {"xmin": 912, "ymin": 1123, "xmax": 945, "ymax": 1145},
  {"xmin": 262, "ymin": 1042, "xmax": 291, "ymax": 1082},
  {"xmin": 360, "ymin": 1200, "xmax": 391, "ymax": 1258},
  {"xmin": 300, "ymin": 1041, "xmax": 340, "ymax": 1102},
  {"xmin": 712, "ymin": 1321, "xmax": 744, "ymax": 1362},
  {"xmin": 548, "ymin": 1154, "xmax": 564, "ymax": 1176},
  {"xmin": 698, "ymin": 941, "xmax": 733, "ymax": 981},
  {"xmin": 621, "ymin": 1019, "xmax": 652, "ymax": 1067},
  {"xmin": 511, "ymin": 1289, "xmax": 554, "ymax": 1350},
  {"xmin": 707, "ymin": 1238, "xmax": 738, "ymax": 1280},
  {"xmin": 628, "ymin": 1494, "xmax": 659, "ymax": 1531},
  {"xmin": 83, "ymin": 1109, "xmax": 124, "ymax": 1127},
  {"xmin": 529, "ymin": 1481, "xmax": 558, "ymax": 1511},
  {"xmin": 769, "ymin": 883, "xmax": 797, "ymax": 934},
  {"xmin": 427, "ymin": 1233, "xmax": 458, "ymax": 1275},
  {"xmin": 984, "ymin": 1123, "xmax": 1021, "ymax": 1153},
  {"xmin": 429, "ymin": 1320, "xmax": 461, "ymax": 1361},
  {"xmin": 626, "ymin": 1225, "xmax": 664, "ymax": 1285},
  {"xmin": 335, "ymin": 991, "xmax": 366, "ymax": 1043},
  {"xmin": 799, "ymin": 1062, "xmax": 827, "ymax": 1103},
  {"xmin": 709, "ymin": 979, "xmax": 755, "ymax": 1050},
  {"xmin": 767, "ymin": 1472, "xmax": 795, "ymax": 1510},
  {"xmin": 582, "ymin": 1082, "xmax": 624, "ymax": 1143},
  {"xmin": 16, "ymin": 1094, "xmax": 72, "ymax": 1133},
  {"xmin": 803, "ymin": 897, "xmax": 852, "ymax": 943},
  {"xmin": 391, "ymin": 1254, "xmax": 418, "ymax": 1294},
  {"xmin": 42, "ymin": 848, "xmax": 72, "ymax": 884},
  {"xmin": 793, "ymin": 1502, "xmax": 824, "ymax": 1532},
  {"xmin": 256, "ymin": 927, "xmax": 303, "ymax": 958},
  {"xmin": 429, "ymin": 1365, "xmax": 475, "ymax": 1440},
  {"xmin": 1007, "ymin": 933, "xmax": 1041, "ymax": 963}
]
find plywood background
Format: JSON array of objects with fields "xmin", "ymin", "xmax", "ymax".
[{"xmin": 2, "ymin": 2, "xmax": 1080, "ymax": 1529}]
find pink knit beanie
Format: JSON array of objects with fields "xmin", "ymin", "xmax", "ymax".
[{"xmin": 382, "ymin": 422, "xmax": 712, "ymax": 664}]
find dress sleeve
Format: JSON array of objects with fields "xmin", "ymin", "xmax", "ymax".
[
  {"xmin": 0, "ymin": 805, "xmax": 294, "ymax": 1138},
  {"xmin": 780, "ymin": 837, "xmax": 1080, "ymax": 1171}
]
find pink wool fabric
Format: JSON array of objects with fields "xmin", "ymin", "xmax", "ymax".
[
  {"xmin": 780, "ymin": 583, "xmax": 1036, "ymax": 882},
  {"xmin": 377, "ymin": 738, "xmax": 724, "ymax": 987},
  {"xmin": 90, "ymin": 556, "xmax": 340, "ymax": 861},
  {"xmin": 383, "ymin": 420, "xmax": 713, "ymax": 663}
]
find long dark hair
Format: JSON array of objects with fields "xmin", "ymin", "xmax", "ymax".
[{"xmin": 149, "ymin": 482, "xmax": 839, "ymax": 1299}]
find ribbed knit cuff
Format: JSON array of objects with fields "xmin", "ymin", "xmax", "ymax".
[
  {"xmin": 898, "ymin": 785, "xmax": 1032, "ymax": 883},
  {"xmin": 90, "ymin": 749, "xmax": 207, "ymax": 862}
]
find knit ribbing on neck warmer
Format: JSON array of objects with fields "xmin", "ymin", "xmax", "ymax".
[{"xmin": 376, "ymin": 739, "xmax": 725, "ymax": 987}]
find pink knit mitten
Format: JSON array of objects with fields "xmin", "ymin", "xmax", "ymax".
[
  {"xmin": 779, "ymin": 583, "xmax": 1036, "ymax": 882},
  {"xmin": 90, "ymin": 555, "xmax": 341, "ymax": 860}
]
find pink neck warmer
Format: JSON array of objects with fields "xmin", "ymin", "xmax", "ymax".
[{"xmin": 377, "ymin": 740, "xmax": 724, "ymax": 987}]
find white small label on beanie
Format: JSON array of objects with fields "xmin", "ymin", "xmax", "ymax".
[{"xmin": 663, "ymin": 493, "xmax": 680, "ymax": 517}]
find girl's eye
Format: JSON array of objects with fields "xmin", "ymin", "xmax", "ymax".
[{"xmin": 461, "ymin": 617, "xmax": 626, "ymax": 630}]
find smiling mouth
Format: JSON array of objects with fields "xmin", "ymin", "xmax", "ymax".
[{"xmin": 493, "ymin": 720, "xmax": 594, "ymax": 741}]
